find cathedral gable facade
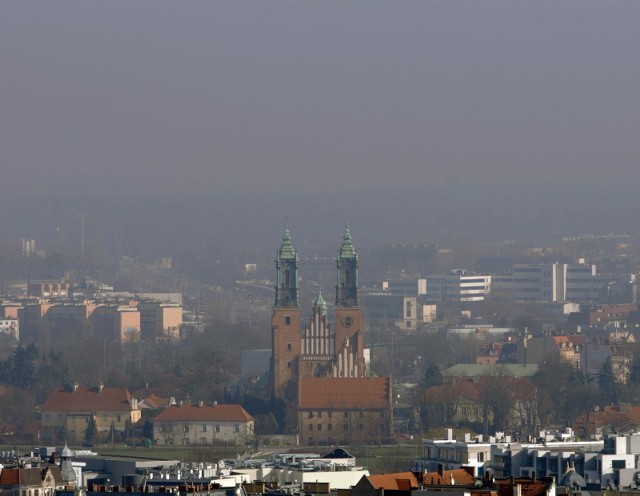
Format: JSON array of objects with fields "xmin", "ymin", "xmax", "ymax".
[{"xmin": 270, "ymin": 227, "xmax": 392, "ymax": 444}]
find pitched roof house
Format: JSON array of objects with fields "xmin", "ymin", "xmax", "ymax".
[
  {"xmin": 298, "ymin": 377, "xmax": 393, "ymax": 446},
  {"xmin": 350, "ymin": 472, "xmax": 420, "ymax": 496},
  {"xmin": 573, "ymin": 404, "xmax": 640, "ymax": 437},
  {"xmin": 41, "ymin": 385, "xmax": 141, "ymax": 444},
  {"xmin": 422, "ymin": 468, "xmax": 476, "ymax": 486},
  {"xmin": 0, "ymin": 466, "xmax": 66, "ymax": 496},
  {"xmin": 152, "ymin": 403, "xmax": 254, "ymax": 446}
]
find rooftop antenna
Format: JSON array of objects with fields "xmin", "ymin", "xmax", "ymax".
[
  {"xmin": 80, "ymin": 210, "xmax": 86, "ymax": 286},
  {"xmin": 53, "ymin": 197, "xmax": 62, "ymax": 245}
]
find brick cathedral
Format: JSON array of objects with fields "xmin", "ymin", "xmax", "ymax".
[{"xmin": 270, "ymin": 226, "xmax": 392, "ymax": 445}]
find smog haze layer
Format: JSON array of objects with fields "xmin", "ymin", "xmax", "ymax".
[{"xmin": 1, "ymin": 1, "xmax": 639, "ymax": 248}]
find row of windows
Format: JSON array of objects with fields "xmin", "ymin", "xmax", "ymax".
[
  {"xmin": 308, "ymin": 423, "xmax": 363, "ymax": 431},
  {"xmin": 21, "ymin": 489, "xmax": 57, "ymax": 496},
  {"xmin": 44, "ymin": 414, "xmax": 122, "ymax": 422},
  {"xmin": 162, "ymin": 424, "xmax": 241, "ymax": 433},
  {"xmin": 307, "ymin": 410, "xmax": 381, "ymax": 418}
]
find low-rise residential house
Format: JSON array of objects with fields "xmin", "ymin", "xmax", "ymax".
[
  {"xmin": 152, "ymin": 403, "xmax": 254, "ymax": 446},
  {"xmin": 415, "ymin": 430, "xmax": 494, "ymax": 477},
  {"xmin": 475, "ymin": 343, "xmax": 504, "ymax": 365},
  {"xmin": 0, "ymin": 319, "xmax": 19, "ymax": 341},
  {"xmin": 569, "ymin": 304, "xmax": 638, "ymax": 328},
  {"xmin": 138, "ymin": 395, "xmax": 176, "ymax": 411},
  {"xmin": 297, "ymin": 377, "xmax": 393, "ymax": 446},
  {"xmin": 573, "ymin": 405, "xmax": 640, "ymax": 438},
  {"xmin": 0, "ymin": 466, "xmax": 66, "ymax": 496},
  {"xmin": 494, "ymin": 476, "xmax": 556, "ymax": 496},
  {"xmin": 422, "ymin": 380, "xmax": 484, "ymax": 428},
  {"xmin": 518, "ymin": 335, "xmax": 587, "ymax": 369},
  {"xmin": 422, "ymin": 467, "xmax": 476, "ymax": 485},
  {"xmin": 421, "ymin": 377, "xmax": 537, "ymax": 435},
  {"xmin": 40, "ymin": 385, "xmax": 141, "ymax": 444},
  {"xmin": 350, "ymin": 472, "xmax": 420, "ymax": 496}
]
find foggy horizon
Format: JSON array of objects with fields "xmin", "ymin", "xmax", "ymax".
[{"xmin": 2, "ymin": 1, "xmax": 640, "ymax": 198}]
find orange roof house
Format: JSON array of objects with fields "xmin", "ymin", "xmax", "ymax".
[
  {"xmin": 152, "ymin": 403, "xmax": 254, "ymax": 446},
  {"xmin": 494, "ymin": 476, "xmax": 554, "ymax": 496},
  {"xmin": 573, "ymin": 404, "xmax": 640, "ymax": 437},
  {"xmin": 41, "ymin": 385, "xmax": 141, "ymax": 444},
  {"xmin": 421, "ymin": 377, "xmax": 537, "ymax": 432},
  {"xmin": 298, "ymin": 377, "xmax": 391, "ymax": 410},
  {"xmin": 423, "ymin": 468, "xmax": 476, "ymax": 486},
  {"xmin": 350, "ymin": 472, "xmax": 419, "ymax": 496},
  {"xmin": 0, "ymin": 466, "xmax": 66, "ymax": 494},
  {"xmin": 297, "ymin": 377, "xmax": 393, "ymax": 446}
]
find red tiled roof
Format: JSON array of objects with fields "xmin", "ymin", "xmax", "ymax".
[
  {"xmin": 424, "ymin": 379, "xmax": 481, "ymax": 403},
  {"xmin": 0, "ymin": 468, "xmax": 19, "ymax": 485},
  {"xmin": 132, "ymin": 385, "xmax": 183, "ymax": 399},
  {"xmin": 494, "ymin": 478, "xmax": 551, "ymax": 496},
  {"xmin": 139, "ymin": 395, "xmax": 173, "ymax": 409},
  {"xmin": 298, "ymin": 377, "xmax": 391, "ymax": 410},
  {"xmin": 0, "ymin": 467, "xmax": 64, "ymax": 487},
  {"xmin": 568, "ymin": 335, "xmax": 588, "ymax": 345},
  {"xmin": 424, "ymin": 377, "xmax": 536, "ymax": 406},
  {"xmin": 153, "ymin": 404, "xmax": 253, "ymax": 422},
  {"xmin": 41, "ymin": 387, "xmax": 135, "ymax": 412},
  {"xmin": 367, "ymin": 472, "xmax": 419, "ymax": 490},
  {"xmin": 574, "ymin": 404, "xmax": 640, "ymax": 435},
  {"xmin": 423, "ymin": 469, "xmax": 475, "ymax": 485}
]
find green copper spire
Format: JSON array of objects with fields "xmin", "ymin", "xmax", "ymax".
[
  {"xmin": 314, "ymin": 290, "xmax": 328, "ymax": 316},
  {"xmin": 277, "ymin": 225, "xmax": 298, "ymax": 261},
  {"xmin": 335, "ymin": 225, "xmax": 359, "ymax": 307},
  {"xmin": 275, "ymin": 225, "xmax": 299, "ymax": 307},
  {"xmin": 337, "ymin": 225, "xmax": 358, "ymax": 260}
]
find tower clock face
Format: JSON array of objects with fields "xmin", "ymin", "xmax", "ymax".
[{"xmin": 342, "ymin": 316, "xmax": 353, "ymax": 327}]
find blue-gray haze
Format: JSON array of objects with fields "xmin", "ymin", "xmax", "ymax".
[{"xmin": 1, "ymin": 1, "xmax": 639, "ymax": 247}]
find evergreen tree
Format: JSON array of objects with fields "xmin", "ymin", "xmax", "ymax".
[
  {"xmin": 598, "ymin": 357, "xmax": 618, "ymax": 404},
  {"xmin": 142, "ymin": 418, "xmax": 154, "ymax": 440},
  {"xmin": 35, "ymin": 350, "xmax": 71, "ymax": 403},
  {"xmin": 84, "ymin": 416, "xmax": 98, "ymax": 446},
  {"xmin": 422, "ymin": 364, "xmax": 444, "ymax": 389},
  {"xmin": 628, "ymin": 356, "xmax": 640, "ymax": 385},
  {"xmin": 7, "ymin": 344, "xmax": 39, "ymax": 390}
]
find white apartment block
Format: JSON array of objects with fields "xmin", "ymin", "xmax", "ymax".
[
  {"xmin": 0, "ymin": 318, "xmax": 19, "ymax": 340},
  {"xmin": 512, "ymin": 263, "xmax": 600, "ymax": 303},
  {"xmin": 460, "ymin": 275, "xmax": 492, "ymax": 302}
]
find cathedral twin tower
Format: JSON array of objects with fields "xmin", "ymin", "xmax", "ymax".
[{"xmin": 270, "ymin": 226, "xmax": 367, "ymax": 400}]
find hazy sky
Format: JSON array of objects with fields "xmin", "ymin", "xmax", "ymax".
[{"xmin": 2, "ymin": 1, "xmax": 640, "ymax": 197}]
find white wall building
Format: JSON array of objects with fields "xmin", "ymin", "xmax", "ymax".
[
  {"xmin": 0, "ymin": 318, "xmax": 19, "ymax": 340},
  {"xmin": 511, "ymin": 263, "xmax": 600, "ymax": 303}
]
